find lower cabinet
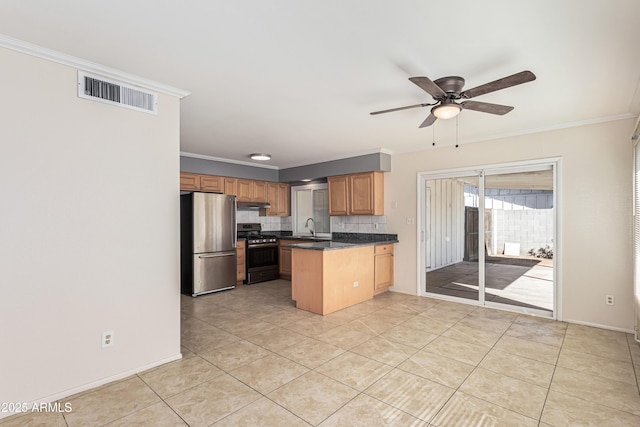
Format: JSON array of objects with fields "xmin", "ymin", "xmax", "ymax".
[
  {"xmin": 279, "ymin": 239, "xmax": 297, "ymax": 280},
  {"xmin": 374, "ymin": 244, "xmax": 394, "ymax": 295},
  {"xmin": 236, "ymin": 240, "xmax": 246, "ymax": 284}
]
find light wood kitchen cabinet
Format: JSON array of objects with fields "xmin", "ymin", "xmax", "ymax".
[
  {"xmin": 328, "ymin": 175, "xmax": 349, "ymax": 216},
  {"xmin": 263, "ymin": 183, "xmax": 290, "ymax": 217},
  {"xmin": 236, "ymin": 179, "xmax": 252, "ymax": 200},
  {"xmin": 277, "ymin": 183, "xmax": 290, "ymax": 216},
  {"xmin": 224, "ymin": 178, "xmax": 238, "ymax": 196},
  {"xmin": 180, "ymin": 172, "xmax": 201, "ymax": 191},
  {"xmin": 265, "ymin": 182, "xmax": 279, "ymax": 215},
  {"xmin": 253, "ymin": 180, "xmax": 267, "ymax": 202},
  {"xmin": 200, "ymin": 175, "xmax": 224, "ymax": 193},
  {"xmin": 374, "ymin": 244, "xmax": 394, "ymax": 295},
  {"xmin": 236, "ymin": 240, "xmax": 246, "ymax": 284},
  {"xmin": 180, "ymin": 172, "xmax": 224, "ymax": 193},
  {"xmin": 350, "ymin": 172, "xmax": 384, "ymax": 215},
  {"xmin": 237, "ymin": 179, "xmax": 268, "ymax": 202},
  {"xmin": 278, "ymin": 239, "xmax": 298, "ymax": 280},
  {"xmin": 328, "ymin": 171, "xmax": 384, "ymax": 216},
  {"xmin": 292, "ymin": 245, "xmax": 374, "ymax": 315},
  {"xmin": 180, "ymin": 173, "xmax": 288, "ymax": 214}
]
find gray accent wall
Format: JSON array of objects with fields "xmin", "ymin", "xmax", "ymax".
[
  {"xmin": 279, "ymin": 153, "xmax": 391, "ymax": 182},
  {"xmin": 180, "ymin": 156, "xmax": 279, "ymax": 181},
  {"xmin": 181, "ymin": 152, "xmax": 391, "ymax": 183}
]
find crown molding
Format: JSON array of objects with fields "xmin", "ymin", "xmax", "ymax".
[
  {"xmin": 0, "ymin": 34, "xmax": 190, "ymax": 98},
  {"xmin": 464, "ymin": 113, "xmax": 635, "ymax": 146}
]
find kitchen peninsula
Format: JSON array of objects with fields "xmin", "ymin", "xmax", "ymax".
[{"xmin": 289, "ymin": 234, "xmax": 398, "ymax": 315}]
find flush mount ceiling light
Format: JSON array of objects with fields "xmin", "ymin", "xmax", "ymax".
[{"xmin": 250, "ymin": 153, "xmax": 271, "ymax": 161}]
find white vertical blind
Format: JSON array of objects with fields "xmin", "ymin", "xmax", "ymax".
[{"xmin": 633, "ymin": 120, "xmax": 640, "ymax": 342}]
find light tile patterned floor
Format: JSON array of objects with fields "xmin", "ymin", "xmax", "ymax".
[{"xmin": 4, "ymin": 279, "xmax": 640, "ymax": 426}]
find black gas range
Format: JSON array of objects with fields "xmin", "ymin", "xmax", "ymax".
[{"xmin": 237, "ymin": 223, "xmax": 279, "ymax": 284}]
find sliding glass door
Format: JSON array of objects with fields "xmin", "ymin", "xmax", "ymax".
[
  {"xmin": 483, "ymin": 169, "xmax": 554, "ymax": 314},
  {"xmin": 425, "ymin": 173, "xmax": 480, "ymax": 302},
  {"xmin": 421, "ymin": 161, "xmax": 556, "ymax": 317}
]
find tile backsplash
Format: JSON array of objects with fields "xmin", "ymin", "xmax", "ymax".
[
  {"xmin": 236, "ymin": 210, "xmax": 292, "ymax": 231},
  {"xmin": 236, "ymin": 210, "xmax": 388, "ymax": 234},
  {"xmin": 330, "ymin": 215, "xmax": 388, "ymax": 233}
]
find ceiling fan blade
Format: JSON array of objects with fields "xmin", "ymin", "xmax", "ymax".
[
  {"xmin": 460, "ymin": 70, "xmax": 536, "ymax": 99},
  {"xmin": 461, "ymin": 100, "xmax": 514, "ymax": 115},
  {"xmin": 419, "ymin": 113, "xmax": 437, "ymax": 128},
  {"xmin": 370, "ymin": 103, "xmax": 429, "ymax": 115},
  {"xmin": 409, "ymin": 77, "xmax": 446, "ymax": 99}
]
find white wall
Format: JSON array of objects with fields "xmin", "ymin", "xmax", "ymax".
[
  {"xmin": 0, "ymin": 47, "xmax": 182, "ymax": 407},
  {"xmin": 386, "ymin": 119, "xmax": 635, "ymax": 331}
]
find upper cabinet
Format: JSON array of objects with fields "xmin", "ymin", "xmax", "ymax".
[
  {"xmin": 263, "ymin": 182, "xmax": 290, "ymax": 216},
  {"xmin": 237, "ymin": 179, "xmax": 267, "ymax": 202},
  {"xmin": 224, "ymin": 177, "xmax": 237, "ymax": 196},
  {"xmin": 328, "ymin": 171, "xmax": 384, "ymax": 216},
  {"xmin": 180, "ymin": 172, "xmax": 201, "ymax": 191},
  {"xmin": 199, "ymin": 175, "xmax": 224, "ymax": 193},
  {"xmin": 328, "ymin": 175, "xmax": 349, "ymax": 216},
  {"xmin": 180, "ymin": 172, "xmax": 289, "ymax": 216}
]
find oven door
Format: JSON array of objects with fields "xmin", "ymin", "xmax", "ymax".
[{"xmin": 246, "ymin": 243, "xmax": 279, "ymax": 269}]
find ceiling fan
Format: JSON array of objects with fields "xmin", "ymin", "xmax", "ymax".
[{"xmin": 370, "ymin": 70, "xmax": 536, "ymax": 128}]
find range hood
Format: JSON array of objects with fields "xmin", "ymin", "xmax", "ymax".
[{"xmin": 237, "ymin": 201, "xmax": 271, "ymax": 209}]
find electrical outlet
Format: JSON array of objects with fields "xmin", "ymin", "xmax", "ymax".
[
  {"xmin": 406, "ymin": 218, "xmax": 415, "ymax": 225},
  {"xmin": 102, "ymin": 330, "xmax": 114, "ymax": 348},
  {"xmin": 605, "ymin": 295, "xmax": 614, "ymax": 306},
  {"xmin": 353, "ymin": 281, "xmax": 359, "ymax": 288}
]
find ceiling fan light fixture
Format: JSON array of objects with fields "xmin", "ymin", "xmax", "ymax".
[
  {"xmin": 250, "ymin": 153, "xmax": 271, "ymax": 161},
  {"xmin": 432, "ymin": 103, "xmax": 462, "ymax": 120}
]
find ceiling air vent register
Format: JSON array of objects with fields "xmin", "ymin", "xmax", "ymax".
[{"xmin": 77, "ymin": 71, "xmax": 158, "ymax": 114}]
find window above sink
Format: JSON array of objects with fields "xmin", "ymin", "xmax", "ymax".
[{"xmin": 291, "ymin": 183, "xmax": 331, "ymax": 239}]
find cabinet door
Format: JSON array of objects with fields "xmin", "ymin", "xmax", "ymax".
[
  {"xmin": 328, "ymin": 176, "xmax": 349, "ymax": 216},
  {"xmin": 253, "ymin": 181, "xmax": 268, "ymax": 202},
  {"xmin": 349, "ymin": 173, "xmax": 374, "ymax": 215},
  {"xmin": 224, "ymin": 178, "xmax": 238, "ymax": 196},
  {"xmin": 278, "ymin": 239, "xmax": 296, "ymax": 279},
  {"xmin": 200, "ymin": 175, "xmax": 224, "ymax": 193},
  {"xmin": 236, "ymin": 179, "xmax": 253, "ymax": 201},
  {"xmin": 236, "ymin": 240, "xmax": 246, "ymax": 282},
  {"xmin": 265, "ymin": 182, "xmax": 279, "ymax": 216},
  {"xmin": 374, "ymin": 252, "xmax": 394, "ymax": 290},
  {"xmin": 349, "ymin": 172, "xmax": 384, "ymax": 215},
  {"xmin": 180, "ymin": 172, "xmax": 201, "ymax": 191},
  {"xmin": 277, "ymin": 183, "xmax": 290, "ymax": 216}
]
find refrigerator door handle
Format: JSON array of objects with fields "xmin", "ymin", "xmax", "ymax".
[
  {"xmin": 233, "ymin": 197, "xmax": 238, "ymax": 248},
  {"xmin": 198, "ymin": 251, "xmax": 236, "ymax": 259}
]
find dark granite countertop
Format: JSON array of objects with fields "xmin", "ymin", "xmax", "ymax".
[{"xmin": 285, "ymin": 232, "xmax": 398, "ymax": 251}]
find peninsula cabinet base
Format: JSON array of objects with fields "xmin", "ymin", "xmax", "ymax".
[{"xmin": 291, "ymin": 246, "xmax": 374, "ymax": 315}]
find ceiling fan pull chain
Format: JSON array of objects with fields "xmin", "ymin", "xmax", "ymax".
[
  {"xmin": 432, "ymin": 124, "xmax": 436, "ymax": 146},
  {"xmin": 455, "ymin": 115, "xmax": 459, "ymax": 148}
]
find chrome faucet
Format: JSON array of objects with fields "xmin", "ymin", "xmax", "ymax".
[{"xmin": 304, "ymin": 218, "xmax": 315, "ymax": 237}]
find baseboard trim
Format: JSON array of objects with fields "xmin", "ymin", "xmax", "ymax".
[
  {"xmin": 555, "ymin": 318, "xmax": 634, "ymax": 334},
  {"xmin": 0, "ymin": 352, "xmax": 182, "ymax": 420}
]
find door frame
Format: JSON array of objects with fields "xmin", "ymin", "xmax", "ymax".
[{"xmin": 416, "ymin": 157, "xmax": 563, "ymax": 320}]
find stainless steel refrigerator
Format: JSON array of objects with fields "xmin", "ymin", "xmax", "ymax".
[{"xmin": 180, "ymin": 192, "xmax": 237, "ymax": 296}]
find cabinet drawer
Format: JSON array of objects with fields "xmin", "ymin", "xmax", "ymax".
[{"xmin": 375, "ymin": 244, "xmax": 394, "ymax": 254}]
